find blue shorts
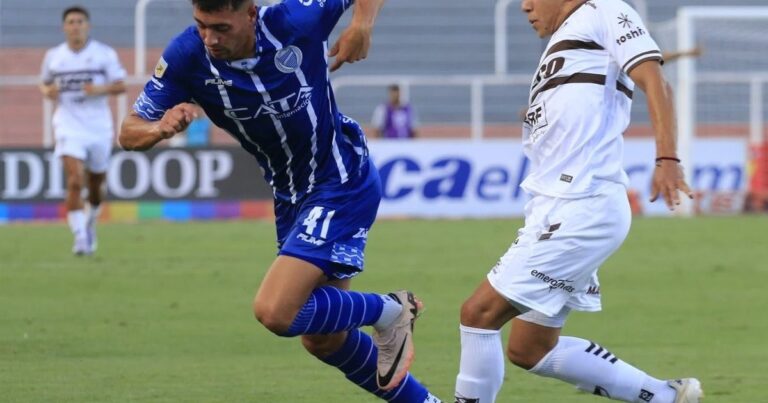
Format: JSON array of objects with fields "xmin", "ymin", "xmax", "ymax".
[{"xmin": 275, "ymin": 160, "xmax": 382, "ymax": 279}]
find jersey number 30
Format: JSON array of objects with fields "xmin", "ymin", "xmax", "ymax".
[{"xmin": 533, "ymin": 56, "xmax": 565, "ymax": 89}]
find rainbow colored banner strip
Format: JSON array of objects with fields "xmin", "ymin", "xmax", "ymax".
[{"xmin": 0, "ymin": 200, "xmax": 274, "ymax": 224}]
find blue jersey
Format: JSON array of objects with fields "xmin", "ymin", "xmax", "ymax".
[{"xmin": 133, "ymin": 0, "xmax": 367, "ymax": 204}]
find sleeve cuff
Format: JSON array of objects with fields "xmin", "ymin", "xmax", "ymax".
[{"xmin": 623, "ymin": 51, "xmax": 664, "ymax": 74}]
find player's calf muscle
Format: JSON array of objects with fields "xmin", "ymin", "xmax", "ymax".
[{"xmin": 301, "ymin": 333, "xmax": 347, "ymax": 358}]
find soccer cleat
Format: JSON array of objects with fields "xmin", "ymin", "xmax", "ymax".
[
  {"xmin": 423, "ymin": 392, "xmax": 443, "ymax": 403},
  {"xmin": 72, "ymin": 235, "xmax": 91, "ymax": 256},
  {"xmin": 668, "ymin": 378, "xmax": 704, "ymax": 403},
  {"xmin": 374, "ymin": 290, "xmax": 423, "ymax": 391}
]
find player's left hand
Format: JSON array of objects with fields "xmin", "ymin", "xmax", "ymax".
[
  {"xmin": 328, "ymin": 23, "xmax": 372, "ymax": 72},
  {"xmin": 82, "ymin": 83, "xmax": 102, "ymax": 96},
  {"xmin": 650, "ymin": 161, "xmax": 694, "ymax": 210}
]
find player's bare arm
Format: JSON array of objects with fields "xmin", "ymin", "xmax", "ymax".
[
  {"xmin": 119, "ymin": 103, "xmax": 198, "ymax": 151},
  {"xmin": 629, "ymin": 60, "xmax": 693, "ymax": 210},
  {"xmin": 83, "ymin": 80, "xmax": 126, "ymax": 97},
  {"xmin": 328, "ymin": 0, "xmax": 385, "ymax": 72},
  {"xmin": 661, "ymin": 46, "xmax": 702, "ymax": 63}
]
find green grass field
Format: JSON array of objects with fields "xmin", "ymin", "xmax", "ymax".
[{"xmin": 1, "ymin": 216, "xmax": 767, "ymax": 402}]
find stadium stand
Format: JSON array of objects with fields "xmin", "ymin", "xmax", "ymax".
[{"xmin": 1, "ymin": 0, "xmax": 766, "ymax": 145}]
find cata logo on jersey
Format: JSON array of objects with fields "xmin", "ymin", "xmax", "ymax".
[{"xmin": 223, "ymin": 86, "xmax": 313, "ymax": 121}]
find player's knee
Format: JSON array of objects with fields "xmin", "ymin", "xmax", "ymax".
[
  {"xmin": 459, "ymin": 299, "xmax": 479, "ymax": 324},
  {"xmin": 88, "ymin": 184, "xmax": 103, "ymax": 204},
  {"xmin": 88, "ymin": 194, "xmax": 102, "ymax": 205},
  {"xmin": 506, "ymin": 345, "xmax": 538, "ymax": 370},
  {"xmin": 460, "ymin": 297, "xmax": 496, "ymax": 328},
  {"xmin": 252, "ymin": 300, "xmax": 293, "ymax": 335},
  {"xmin": 506, "ymin": 342, "xmax": 552, "ymax": 370}
]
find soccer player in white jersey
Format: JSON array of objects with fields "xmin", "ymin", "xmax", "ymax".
[
  {"xmin": 454, "ymin": 1, "xmax": 702, "ymax": 402},
  {"xmin": 120, "ymin": 0, "xmax": 440, "ymax": 401},
  {"xmin": 40, "ymin": 6, "xmax": 126, "ymax": 256}
]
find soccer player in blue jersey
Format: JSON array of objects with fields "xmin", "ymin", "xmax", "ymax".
[{"xmin": 119, "ymin": 1, "xmax": 440, "ymax": 402}]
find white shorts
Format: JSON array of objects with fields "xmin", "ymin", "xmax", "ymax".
[
  {"xmin": 54, "ymin": 134, "xmax": 113, "ymax": 173},
  {"xmin": 517, "ymin": 306, "xmax": 572, "ymax": 328},
  {"xmin": 487, "ymin": 184, "xmax": 631, "ymax": 317}
]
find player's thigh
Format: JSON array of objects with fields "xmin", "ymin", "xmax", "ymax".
[
  {"xmin": 61, "ymin": 155, "xmax": 85, "ymax": 187},
  {"xmin": 254, "ymin": 258, "xmax": 351, "ymax": 309},
  {"xmin": 488, "ymin": 189, "xmax": 630, "ymax": 317},
  {"xmin": 55, "ymin": 135, "xmax": 87, "ymax": 166},
  {"xmin": 508, "ymin": 308, "xmax": 570, "ymax": 356},
  {"xmin": 254, "ymin": 255, "xmax": 328, "ymax": 319},
  {"xmin": 461, "ymin": 279, "xmax": 520, "ymax": 329}
]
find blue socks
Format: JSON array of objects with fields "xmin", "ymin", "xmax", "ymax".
[
  {"xmin": 284, "ymin": 286, "xmax": 384, "ymax": 336},
  {"xmin": 280, "ymin": 288, "xmax": 432, "ymax": 401},
  {"xmin": 321, "ymin": 329, "xmax": 429, "ymax": 402}
]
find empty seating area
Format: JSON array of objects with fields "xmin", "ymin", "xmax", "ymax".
[{"xmin": 1, "ymin": 0, "xmax": 766, "ymax": 145}]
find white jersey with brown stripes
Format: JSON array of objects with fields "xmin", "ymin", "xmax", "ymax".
[
  {"xmin": 520, "ymin": 0, "xmax": 662, "ymax": 199},
  {"xmin": 41, "ymin": 39, "xmax": 126, "ymax": 140}
]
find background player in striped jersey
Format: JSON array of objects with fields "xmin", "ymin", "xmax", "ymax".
[
  {"xmin": 454, "ymin": 1, "xmax": 702, "ymax": 402},
  {"xmin": 119, "ymin": 0, "xmax": 439, "ymax": 401},
  {"xmin": 40, "ymin": 5, "xmax": 126, "ymax": 255}
]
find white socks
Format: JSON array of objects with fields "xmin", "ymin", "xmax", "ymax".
[
  {"xmin": 455, "ymin": 326, "xmax": 679, "ymax": 403},
  {"xmin": 67, "ymin": 210, "xmax": 86, "ymax": 239},
  {"xmin": 372, "ymin": 293, "xmax": 403, "ymax": 332},
  {"xmin": 529, "ymin": 336, "xmax": 676, "ymax": 402},
  {"xmin": 86, "ymin": 203, "xmax": 101, "ymax": 231},
  {"xmin": 455, "ymin": 325, "xmax": 505, "ymax": 403}
]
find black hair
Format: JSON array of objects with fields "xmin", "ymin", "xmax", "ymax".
[
  {"xmin": 62, "ymin": 5, "xmax": 89, "ymax": 21},
  {"xmin": 191, "ymin": 0, "xmax": 252, "ymax": 12}
]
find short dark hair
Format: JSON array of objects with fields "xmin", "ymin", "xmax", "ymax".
[
  {"xmin": 191, "ymin": 0, "xmax": 252, "ymax": 12},
  {"xmin": 62, "ymin": 5, "xmax": 89, "ymax": 21},
  {"xmin": 388, "ymin": 84, "xmax": 400, "ymax": 92}
]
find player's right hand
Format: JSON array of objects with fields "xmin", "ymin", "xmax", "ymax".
[
  {"xmin": 41, "ymin": 85, "xmax": 59, "ymax": 101},
  {"xmin": 157, "ymin": 103, "xmax": 199, "ymax": 139},
  {"xmin": 328, "ymin": 23, "xmax": 372, "ymax": 72}
]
